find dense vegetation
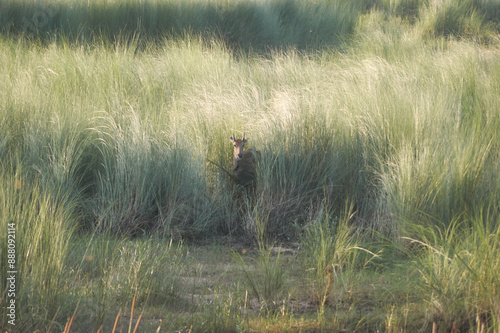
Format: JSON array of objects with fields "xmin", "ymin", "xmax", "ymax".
[{"xmin": 1, "ymin": 0, "xmax": 499, "ymax": 331}]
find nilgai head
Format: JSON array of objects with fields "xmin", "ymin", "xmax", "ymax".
[{"xmin": 230, "ymin": 132, "xmax": 247, "ymax": 162}]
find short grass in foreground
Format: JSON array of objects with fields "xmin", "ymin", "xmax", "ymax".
[{"xmin": 3, "ymin": 198, "xmax": 499, "ymax": 332}]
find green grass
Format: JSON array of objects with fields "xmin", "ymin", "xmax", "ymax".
[
  {"xmin": 0, "ymin": 0, "xmax": 360, "ymax": 52},
  {"xmin": 1, "ymin": 0, "xmax": 500, "ymax": 331},
  {"xmin": 0, "ymin": 167, "xmax": 76, "ymax": 331},
  {"xmin": 405, "ymin": 207, "xmax": 500, "ymax": 331}
]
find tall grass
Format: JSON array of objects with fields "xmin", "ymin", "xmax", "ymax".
[
  {"xmin": 301, "ymin": 202, "xmax": 378, "ymax": 328},
  {"xmin": 1, "ymin": 25, "xmax": 500, "ymax": 237},
  {"xmin": 418, "ymin": 0, "xmax": 500, "ymax": 40},
  {"xmin": 90, "ymin": 109, "xmax": 211, "ymax": 235},
  {"xmin": 407, "ymin": 206, "xmax": 500, "ymax": 331},
  {"xmin": 0, "ymin": 162, "xmax": 185, "ymax": 330},
  {"xmin": 0, "ymin": 166, "xmax": 76, "ymax": 331},
  {"xmin": 0, "ymin": 0, "xmax": 360, "ymax": 52}
]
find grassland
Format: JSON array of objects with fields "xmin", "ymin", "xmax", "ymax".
[{"xmin": 1, "ymin": 0, "xmax": 500, "ymax": 332}]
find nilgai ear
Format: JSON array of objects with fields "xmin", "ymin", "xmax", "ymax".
[
  {"xmin": 230, "ymin": 133, "xmax": 235, "ymax": 142},
  {"xmin": 242, "ymin": 133, "xmax": 248, "ymax": 143}
]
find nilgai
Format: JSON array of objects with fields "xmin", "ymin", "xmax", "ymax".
[{"xmin": 230, "ymin": 133, "xmax": 259, "ymax": 188}]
